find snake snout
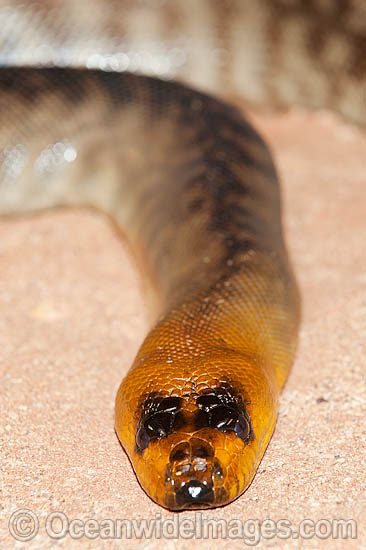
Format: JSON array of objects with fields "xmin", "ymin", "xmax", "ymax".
[
  {"xmin": 176, "ymin": 479, "xmax": 214, "ymax": 508},
  {"xmin": 168, "ymin": 438, "xmax": 217, "ymax": 508}
]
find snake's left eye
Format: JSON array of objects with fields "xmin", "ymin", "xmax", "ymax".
[
  {"xmin": 234, "ymin": 414, "xmax": 251, "ymax": 441},
  {"xmin": 135, "ymin": 424, "xmax": 149, "ymax": 451}
]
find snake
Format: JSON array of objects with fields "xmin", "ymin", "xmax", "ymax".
[{"xmin": 0, "ymin": 0, "xmax": 365, "ymax": 511}]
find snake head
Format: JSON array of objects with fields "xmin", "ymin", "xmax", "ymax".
[{"xmin": 115, "ymin": 352, "xmax": 278, "ymax": 510}]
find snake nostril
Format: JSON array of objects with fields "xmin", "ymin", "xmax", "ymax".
[{"xmin": 175, "ymin": 480, "xmax": 214, "ymax": 508}]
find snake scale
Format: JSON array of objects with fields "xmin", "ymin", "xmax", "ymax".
[{"xmin": 0, "ymin": 0, "xmax": 365, "ymax": 510}]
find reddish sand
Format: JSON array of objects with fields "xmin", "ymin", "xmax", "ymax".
[{"xmin": 1, "ymin": 109, "xmax": 365, "ymax": 549}]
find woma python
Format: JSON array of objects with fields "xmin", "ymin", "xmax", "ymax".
[{"xmin": 0, "ymin": 0, "xmax": 365, "ymax": 510}]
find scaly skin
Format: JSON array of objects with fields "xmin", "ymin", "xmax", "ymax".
[
  {"xmin": 0, "ymin": 0, "xmax": 364, "ymax": 510},
  {"xmin": 0, "ymin": 67, "xmax": 299, "ymax": 509},
  {"xmin": 116, "ymin": 261, "xmax": 300, "ymax": 509}
]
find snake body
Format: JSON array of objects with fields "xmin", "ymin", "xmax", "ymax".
[{"xmin": 0, "ymin": 1, "xmax": 365, "ymax": 510}]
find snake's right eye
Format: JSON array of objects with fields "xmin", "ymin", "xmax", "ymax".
[{"xmin": 135, "ymin": 424, "xmax": 149, "ymax": 451}]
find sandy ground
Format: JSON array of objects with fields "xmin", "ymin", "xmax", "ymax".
[{"xmin": 0, "ymin": 108, "xmax": 365, "ymax": 550}]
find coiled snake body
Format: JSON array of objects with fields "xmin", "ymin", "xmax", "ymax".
[{"xmin": 0, "ymin": 1, "xmax": 365, "ymax": 510}]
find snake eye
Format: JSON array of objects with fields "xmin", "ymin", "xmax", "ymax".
[
  {"xmin": 234, "ymin": 414, "xmax": 251, "ymax": 441},
  {"xmin": 135, "ymin": 425, "xmax": 149, "ymax": 451}
]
